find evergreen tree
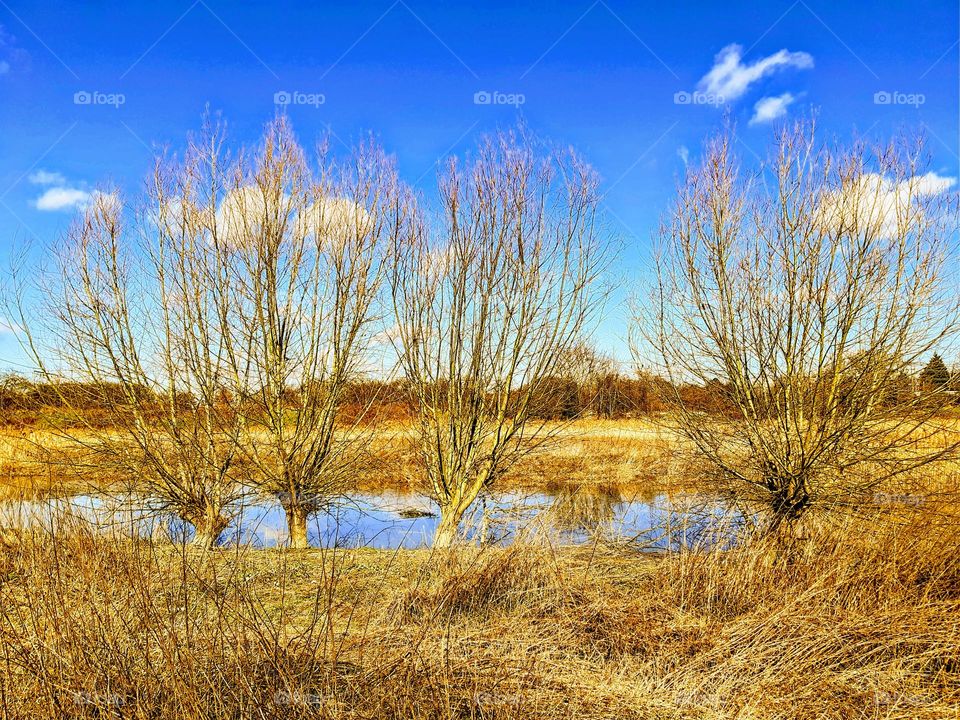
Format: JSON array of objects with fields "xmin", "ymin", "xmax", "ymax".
[{"xmin": 920, "ymin": 354, "xmax": 951, "ymax": 390}]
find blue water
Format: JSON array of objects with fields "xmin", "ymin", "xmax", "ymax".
[{"xmin": 0, "ymin": 490, "xmax": 744, "ymax": 550}]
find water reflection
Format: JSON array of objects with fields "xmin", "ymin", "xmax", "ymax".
[
  {"xmin": 546, "ymin": 485, "xmax": 622, "ymax": 539},
  {"xmin": 0, "ymin": 488, "xmax": 744, "ymax": 550}
]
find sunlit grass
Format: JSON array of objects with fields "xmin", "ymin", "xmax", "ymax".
[{"xmin": 0, "ymin": 507, "xmax": 957, "ymax": 718}]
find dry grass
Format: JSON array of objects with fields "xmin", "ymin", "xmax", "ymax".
[
  {"xmin": 0, "ymin": 419, "xmax": 694, "ymax": 499},
  {"xmin": 0, "ymin": 505, "xmax": 958, "ymax": 719},
  {"xmin": 2, "ymin": 419, "xmax": 959, "ymax": 717},
  {"xmin": 10, "ymin": 416, "xmax": 960, "ymax": 500}
]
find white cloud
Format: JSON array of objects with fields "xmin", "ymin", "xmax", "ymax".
[
  {"xmin": 749, "ymin": 93, "xmax": 796, "ymax": 125},
  {"xmin": 28, "ymin": 169, "xmax": 67, "ymax": 186},
  {"xmin": 371, "ymin": 323, "xmax": 402, "ymax": 347},
  {"xmin": 677, "ymin": 145, "xmax": 690, "ymax": 167},
  {"xmin": 698, "ymin": 44, "xmax": 813, "ymax": 102},
  {"xmin": 35, "ymin": 187, "xmax": 92, "ymax": 211},
  {"xmin": 298, "ymin": 196, "xmax": 373, "ymax": 244},
  {"xmin": 191, "ymin": 186, "xmax": 372, "ymax": 250},
  {"xmin": 913, "ymin": 172, "xmax": 956, "ymax": 195},
  {"xmin": 30, "ymin": 172, "xmax": 116, "ymax": 213},
  {"xmin": 214, "ymin": 186, "xmax": 276, "ymax": 246},
  {"xmin": 81, "ymin": 190, "xmax": 121, "ymax": 221},
  {"xmin": 0, "ymin": 24, "xmax": 25, "ymax": 75},
  {"xmin": 818, "ymin": 171, "xmax": 957, "ymax": 239}
]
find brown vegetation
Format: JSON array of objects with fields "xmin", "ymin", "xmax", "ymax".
[{"xmin": 0, "ymin": 503, "xmax": 957, "ymax": 718}]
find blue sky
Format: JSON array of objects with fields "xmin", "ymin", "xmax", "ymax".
[{"xmin": 0, "ymin": 0, "xmax": 957, "ymax": 370}]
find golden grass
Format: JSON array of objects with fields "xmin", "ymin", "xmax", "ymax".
[
  {"xmin": 2, "ymin": 420, "xmax": 959, "ymax": 716},
  {"xmin": 0, "ymin": 507, "xmax": 958, "ymax": 719},
  {"xmin": 0, "ymin": 419, "xmax": 696, "ymax": 498}
]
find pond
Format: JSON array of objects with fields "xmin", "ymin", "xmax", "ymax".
[{"xmin": 0, "ymin": 488, "xmax": 745, "ymax": 550}]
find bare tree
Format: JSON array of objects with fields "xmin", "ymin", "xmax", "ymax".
[
  {"xmin": 638, "ymin": 122, "xmax": 960, "ymax": 530},
  {"xmin": 555, "ymin": 342, "xmax": 620, "ymax": 417},
  {"xmin": 197, "ymin": 118, "xmax": 402, "ymax": 549},
  {"xmin": 9, "ymin": 177, "xmax": 248, "ymax": 547},
  {"xmin": 390, "ymin": 129, "xmax": 611, "ymax": 547},
  {"xmin": 8, "ymin": 115, "xmax": 401, "ymax": 549}
]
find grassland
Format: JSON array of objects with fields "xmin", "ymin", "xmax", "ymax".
[
  {"xmin": 0, "ymin": 419, "xmax": 700, "ymax": 499},
  {"xmin": 0, "ymin": 511, "xmax": 957, "ymax": 718},
  {"xmin": 0, "ymin": 419, "xmax": 959, "ymax": 718}
]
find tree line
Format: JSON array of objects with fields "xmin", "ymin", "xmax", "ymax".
[
  {"xmin": 0, "ymin": 356, "xmax": 662, "ymax": 424},
  {"xmin": 5, "ymin": 352, "xmax": 956, "ymax": 429}
]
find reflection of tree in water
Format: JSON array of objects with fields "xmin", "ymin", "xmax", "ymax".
[
  {"xmin": 546, "ymin": 485, "xmax": 623, "ymax": 539},
  {"xmin": 648, "ymin": 493, "xmax": 747, "ymax": 551}
]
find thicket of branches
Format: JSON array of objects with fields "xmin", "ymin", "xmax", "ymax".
[
  {"xmin": 5, "ymin": 116, "xmax": 401, "ymax": 547},
  {"xmin": 150, "ymin": 117, "xmax": 405, "ymax": 547},
  {"xmin": 390, "ymin": 129, "xmax": 612, "ymax": 546},
  {"xmin": 638, "ymin": 121, "xmax": 960, "ymax": 529}
]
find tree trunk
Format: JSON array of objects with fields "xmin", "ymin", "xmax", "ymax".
[
  {"xmin": 477, "ymin": 497, "xmax": 489, "ymax": 546},
  {"xmin": 285, "ymin": 503, "xmax": 309, "ymax": 550},
  {"xmin": 432, "ymin": 508, "xmax": 463, "ymax": 549},
  {"xmin": 767, "ymin": 475, "xmax": 810, "ymax": 532},
  {"xmin": 190, "ymin": 509, "xmax": 227, "ymax": 549},
  {"xmin": 433, "ymin": 475, "xmax": 489, "ymax": 549}
]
